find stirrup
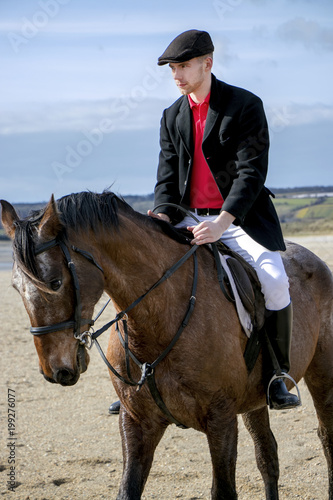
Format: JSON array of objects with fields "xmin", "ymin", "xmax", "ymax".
[{"xmin": 266, "ymin": 372, "xmax": 302, "ymax": 409}]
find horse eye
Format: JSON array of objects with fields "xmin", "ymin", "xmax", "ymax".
[{"xmin": 50, "ymin": 279, "xmax": 62, "ymax": 291}]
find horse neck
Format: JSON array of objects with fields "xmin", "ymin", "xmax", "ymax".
[{"xmin": 95, "ymin": 214, "xmax": 192, "ymax": 337}]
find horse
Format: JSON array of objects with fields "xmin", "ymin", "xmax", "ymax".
[{"xmin": 1, "ymin": 190, "xmax": 333, "ymax": 500}]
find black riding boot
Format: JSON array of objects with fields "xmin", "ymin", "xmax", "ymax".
[
  {"xmin": 264, "ymin": 303, "xmax": 301, "ymax": 410},
  {"xmin": 109, "ymin": 400, "xmax": 120, "ymax": 415}
]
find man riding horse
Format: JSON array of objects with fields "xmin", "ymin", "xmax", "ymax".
[{"xmin": 109, "ymin": 29, "xmax": 300, "ymax": 414}]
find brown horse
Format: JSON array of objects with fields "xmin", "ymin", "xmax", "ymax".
[{"xmin": 1, "ymin": 191, "xmax": 333, "ymax": 500}]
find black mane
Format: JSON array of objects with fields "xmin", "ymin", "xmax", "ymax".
[
  {"xmin": 55, "ymin": 190, "xmax": 125, "ymax": 231},
  {"xmin": 12, "ymin": 190, "xmax": 192, "ymax": 282},
  {"xmin": 12, "ymin": 191, "xmax": 132, "ymax": 280}
]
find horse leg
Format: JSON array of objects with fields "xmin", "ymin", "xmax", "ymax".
[
  {"xmin": 242, "ymin": 406, "xmax": 279, "ymax": 500},
  {"xmin": 206, "ymin": 410, "xmax": 238, "ymax": 499},
  {"xmin": 116, "ymin": 409, "xmax": 167, "ymax": 500},
  {"xmin": 305, "ymin": 356, "xmax": 333, "ymax": 499}
]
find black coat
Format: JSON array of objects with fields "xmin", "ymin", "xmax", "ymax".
[{"xmin": 154, "ymin": 74, "xmax": 286, "ymax": 251}]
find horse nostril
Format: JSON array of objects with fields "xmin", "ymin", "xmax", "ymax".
[{"xmin": 54, "ymin": 368, "xmax": 77, "ymax": 386}]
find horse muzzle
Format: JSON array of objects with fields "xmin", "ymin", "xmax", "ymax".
[{"xmin": 41, "ymin": 343, "xmax": 90, "ymax": 386}]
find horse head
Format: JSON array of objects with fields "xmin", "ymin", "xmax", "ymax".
[{"xmin": 1, "ymin": 196, "xmax": 105, "ymax": 386}]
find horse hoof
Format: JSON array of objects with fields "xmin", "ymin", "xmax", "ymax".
[{"xmin": 109, "ymin": 400, "xmax": 120, "ymax": 415}]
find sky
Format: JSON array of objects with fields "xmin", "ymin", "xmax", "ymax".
[{"xmin": 1, "ymin": 0, "xmax": 332, "ymax": 203}]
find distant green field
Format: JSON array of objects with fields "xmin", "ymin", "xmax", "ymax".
[
  {"xmin": 273, "ymin": 196, "xmax": 333, "ymax": 235},
  {"xmin": 273, "ymin": 197, "xmax": 316, "ymax": 220},
  {"xmin": 296, "ymin": 198, "xmax": 333, "ymax": 219}
]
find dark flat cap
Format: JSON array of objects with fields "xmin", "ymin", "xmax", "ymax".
[{"xmin": 158, "ymin": 29, "xmax": 214, "ymax": 66}]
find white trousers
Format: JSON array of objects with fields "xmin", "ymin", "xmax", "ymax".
[{"xmin": 176, "ymin": 216, "xmax": 290, "ymax": 311}]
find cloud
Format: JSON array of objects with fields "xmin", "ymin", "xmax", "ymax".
[
  {"xmin": 0, "ymin": 19, "xmax": 173, "ymax": 37},
  {"xmin": 289, "ymin": 103, "xmax": 333, "ymax": 125},
  {"xmin": 2, "ymin": 98, "xmax": 332, "ymax": 138},
  {"xmin": 277, "ymin": 17, "xmax": 333, "ymax": 51},
  {"xmin": 0, "ymin": 96, "xmax": 172, "ymax": 135},
  {"xmin": 266, "ymin": 102, "xmax": 333, "ymax": 132}
]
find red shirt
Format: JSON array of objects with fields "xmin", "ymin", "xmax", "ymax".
[{"xmin": 188, "ymin": 93, "xmax": 224, "ymax": 209}]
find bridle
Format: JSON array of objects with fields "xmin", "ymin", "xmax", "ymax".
[{"xmin": 30, "ymin": 238, "xmax": 103, "ymax": 342}]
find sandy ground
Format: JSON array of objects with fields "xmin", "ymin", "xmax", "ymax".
[{"xmin": 1, "ymin": 235, "xmax": 333, "ymax": 499}]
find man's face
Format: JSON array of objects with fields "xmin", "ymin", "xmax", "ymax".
[{"xmin": 169, "ymin": 57, "xmax": 207, "ymax": 95}]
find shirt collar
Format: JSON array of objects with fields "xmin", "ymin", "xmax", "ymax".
[{"xmin": 188, "ymin": 91, "xmax": 211, "ymax": 109}]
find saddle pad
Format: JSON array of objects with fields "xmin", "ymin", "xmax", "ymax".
[
  {"xmin": 219, "ymin": 253, "xmax": 253, "ymax": 337},
  {"xmin": 211, "ymin": 241, "xmax": 265, "ymax": 338}
]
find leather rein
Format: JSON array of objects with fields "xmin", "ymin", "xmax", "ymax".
[{"xmin": 29, "ymin": 218, "xmax": 200, "ymax": 428}]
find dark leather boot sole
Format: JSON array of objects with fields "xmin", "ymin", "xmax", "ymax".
[{"xmin": 269, "ymin": 397, "xmax": 302, "ymax": 410}]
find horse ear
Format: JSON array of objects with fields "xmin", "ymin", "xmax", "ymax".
[
  {"xmin": 38, "ymin": 195, "xmax": 63, "ymax": 240},
  {"xmin": 0, "ymin": 200, "xmax": 19, "ymax": 239}
]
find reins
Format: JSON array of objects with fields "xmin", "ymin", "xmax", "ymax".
[
  {"xmin": 29, "ymin": 215, "xmax": 200, "ymax": 428},
  {"xmin": 90, "ymin": 243, "xmax": 198, "ymax": 379},
  {"xmin": 92, "ymin": 245, "xmax": 198, "ymax": 428}
]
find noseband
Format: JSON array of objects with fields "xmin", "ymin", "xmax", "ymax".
[{"xmin": 30, "ymin": 238, "xmax": 103, "ymax": 340}]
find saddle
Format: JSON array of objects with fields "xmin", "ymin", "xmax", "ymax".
[{"xmin": 213, "ymin": 241, "xmax": 265, "ymax": 332}]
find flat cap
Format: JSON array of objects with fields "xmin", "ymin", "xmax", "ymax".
[{"xmin": 158, "ymin": 29, "xmax": 214, "ymax": 66}]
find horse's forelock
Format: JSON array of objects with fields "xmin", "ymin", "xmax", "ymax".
[{"xmin": 12, "ymin": 216, "xmax": 47, "ymax": 287}]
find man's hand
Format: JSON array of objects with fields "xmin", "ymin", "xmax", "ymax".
[
  {"xmin": 187, "ymin": 211, "xmax": 235, "ymax": 245},
  {"xmin": 147, "ymin": 210, "xmax": 171, "ymax": 222}
]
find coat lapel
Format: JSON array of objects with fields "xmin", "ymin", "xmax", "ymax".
[
  {"xmin": 203, "ymin": 75, "xmax": 225, "ymax": 143},
  {"xmin": 176, "ymin": 97, "xmax": 192, "ymax": 157},
  {"xmin": 203, "ymin": 107, "xmax": 219, "ymax": 142}
]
